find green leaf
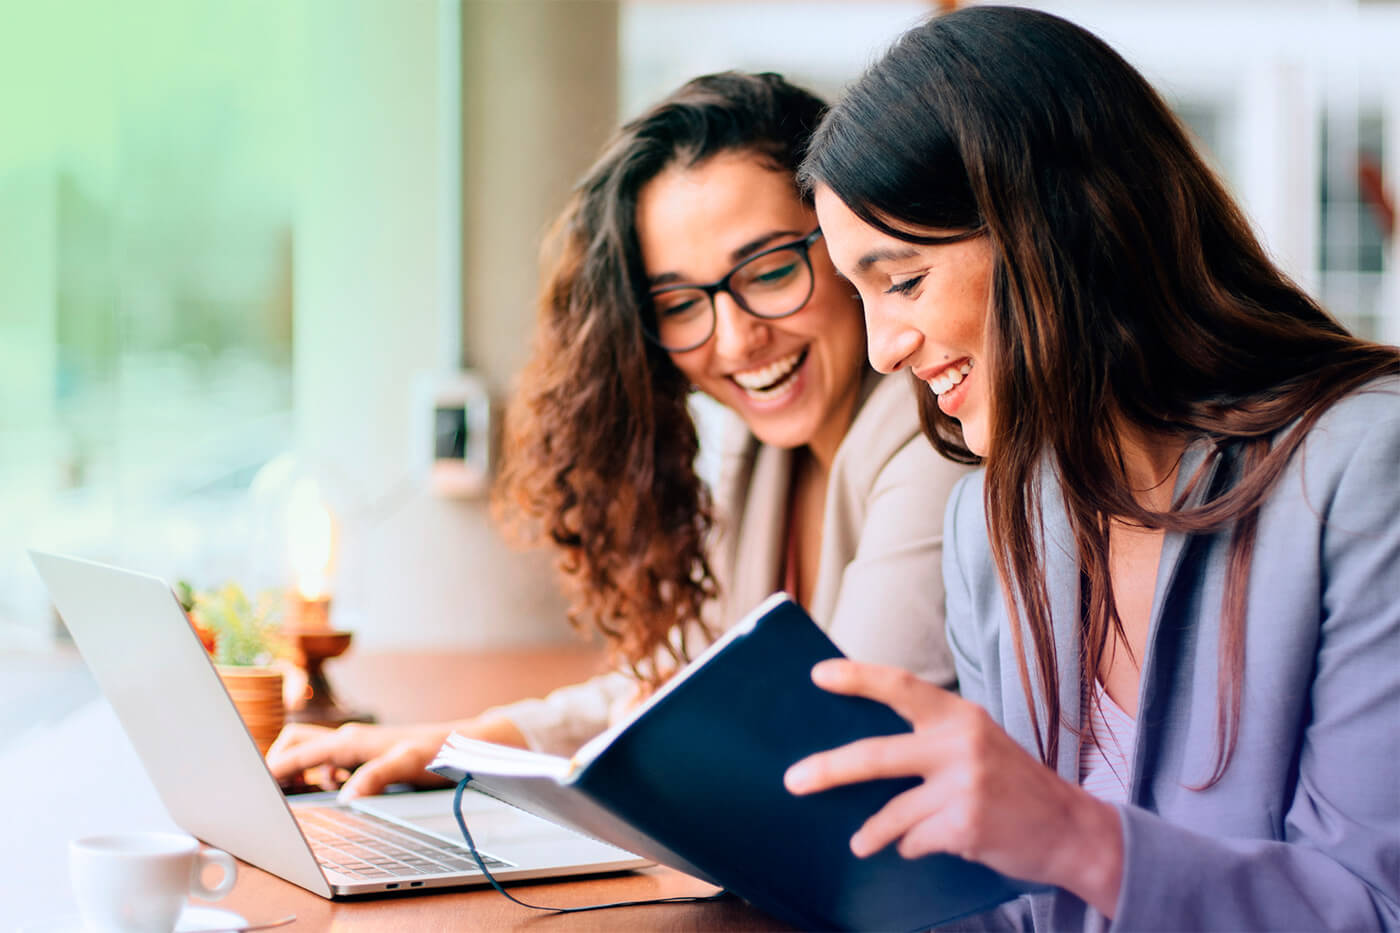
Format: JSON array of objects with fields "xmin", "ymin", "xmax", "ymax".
[{"xmin": 188, "ymin": 581, "xmax": 287, "ymax": 667}]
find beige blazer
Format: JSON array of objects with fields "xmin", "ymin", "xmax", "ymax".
[{"xmin": 498, "ymin": 371, "xmax": 969, "ymax": 756}]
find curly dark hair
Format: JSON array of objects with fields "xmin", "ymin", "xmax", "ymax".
[{"xmin": 494, "ymin": 72, "xmax": 828, "ymax": 681}]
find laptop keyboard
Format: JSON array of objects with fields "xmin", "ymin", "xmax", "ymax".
[{"xmin": 297, "ymin": 805, "xmax": 510, "ymax": 881}]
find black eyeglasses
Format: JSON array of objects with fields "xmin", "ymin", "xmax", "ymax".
[{"xmin": 643, "ymin": 228, "xmax": 824, "ymax": 352}]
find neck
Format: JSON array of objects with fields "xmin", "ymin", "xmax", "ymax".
[
  {"xmin": 804, "ymin": 371, "xmax": 866, "ymax": 472},
  {"xmin": 805, "ymin": 421, "xmax": 843, "ymax": 474},
  {"xmin": 1115, "ymin": 424, "xmax": 1186, "ymax": 514},
  {"xmin": 790, "ymin": 443, "xmax": 827, "ymax": 490}
]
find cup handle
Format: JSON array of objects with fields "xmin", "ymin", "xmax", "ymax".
[{"xmin": 191, "ymin": 847, "xmax": 238, "ymax": 901}]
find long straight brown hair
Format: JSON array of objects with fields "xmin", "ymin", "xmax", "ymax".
[{"xmin": 802, "ymin": 7, "xmax": 1399, "ymax": 781}]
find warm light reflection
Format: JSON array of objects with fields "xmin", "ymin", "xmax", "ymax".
[{"xmin": 287, "ymin": 480, "xmax": 335, "ymax": 599}]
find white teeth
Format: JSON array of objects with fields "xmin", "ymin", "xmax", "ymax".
[
  {"xmin": 732, "ymin": 350, "xmax": 805, "ymax": 394},
  {"xmin": 928, "ymin": 359, "xmax": 974, "ymax": 397}
]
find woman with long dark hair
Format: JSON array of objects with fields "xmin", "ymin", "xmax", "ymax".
[
  {"xmin": 785, "ymin": 8, "xmax": 1399, "ymax": 929},
  {"xmin": 268, "ymin": 71, "xmax": 968, "ymax": 795}
]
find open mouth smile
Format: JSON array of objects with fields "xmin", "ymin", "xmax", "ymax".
[
  {"xmin": 731, "ymin": 348, "xmax": 808, "ymax": 400},
  {"xmin": 923, "ymin": 358, "xmax": 973, "ymax": 396}
]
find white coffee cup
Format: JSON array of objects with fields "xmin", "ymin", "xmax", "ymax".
[{"xmin": 69, "ymin": 832, "xmax": 237, "ymax": 933}]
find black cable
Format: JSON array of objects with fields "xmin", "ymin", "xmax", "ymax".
[{"xmin": 451, "ymin": 776, "xmax": 730, "ymax": 914}]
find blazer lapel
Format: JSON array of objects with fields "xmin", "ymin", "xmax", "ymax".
[
  {"xmin": 1143, "ymin": 443, "xmax": 1217, "ymax": 643},
  {"xmin": 726, "ymin": 442, "xmax": 792, "ymax": 619},
  {"xmin": 996, "ymin": 462, "xmax": 1083, "ymax": 779},
  {"xmin": 1032, "ymin": 445, "xmax": 1229, "ymax": 792},
  {"xmin": 1037, "ymin": 466, "xmax": 1085, "ymax": 782},
  {"xmin": 808, "ymin": 370, "xmax": 886, "ymax": 622},
  {"xmin": 1129, "ymin": 441, "xmax": 1227, "ymax": 804}
]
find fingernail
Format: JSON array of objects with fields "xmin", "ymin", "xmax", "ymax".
[
  {"xmin": 784, "ymin": 763, "xmax": 812, "ymax": 793},
  {"xmin": 811, "ymin": 660, "xmax": 840, "ymax": 685},
  {"xmin": 850, "ymin": 832, "xmax": 873, "ymax": 858}
]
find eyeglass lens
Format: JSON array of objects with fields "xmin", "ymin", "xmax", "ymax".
[{"xmin": 648, "ymin": 245, "xmax": 814, "ymax": 351}]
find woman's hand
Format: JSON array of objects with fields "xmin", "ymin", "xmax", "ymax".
[
  {"xmin": 265, "ymin": 722, "xmax": 453, "ymax": 800},
  {"xmin": 608, "ymin": 680, "xmax": 656, "ymax": 725},
  {"xmin": 783, "ymin": 660, "xmax": 1124, "ymax": 917}
]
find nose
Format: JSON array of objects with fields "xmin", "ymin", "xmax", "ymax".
[
  {"xmin": 863, "ymin": 299, "xmax": 921, "ymax": 374},
  {"xmin": 711, "ymin": 291, "xmax": 769, "ymax": 358}
]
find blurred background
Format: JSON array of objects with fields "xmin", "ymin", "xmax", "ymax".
[{"xmin": 1, "ymin": 0, "xmax": 1396, "ymax": 671}]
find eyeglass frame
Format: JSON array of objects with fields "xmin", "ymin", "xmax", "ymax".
[{"xmin": 642, "ymin": 227, "xmax": 825, "ymax": 352}]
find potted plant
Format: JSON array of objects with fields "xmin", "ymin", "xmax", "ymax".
[{"xmin": 179, "ymin": 581, "xmax": 288, "ymax": 755}]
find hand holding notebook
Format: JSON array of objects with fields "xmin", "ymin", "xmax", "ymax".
[{"xmin": 430, "ymin": 593, "xmax": 1031, "ymax": 932}]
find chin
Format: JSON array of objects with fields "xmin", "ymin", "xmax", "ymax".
[
  {"xmin": 960, "ymin": 425, "xmax": 988, "ymax": 458},
  {"xmin": 745, "ymin": 417, "xmax": 815, "ymax": 451}
]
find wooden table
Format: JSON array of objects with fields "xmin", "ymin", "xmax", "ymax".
[
  {"xmin": 220, "ymin": 859, "xmax": 777, "ymax": 932},
  {"xmin": 0, "ymin": 644, "xmax": 791, "ymax": 931},
  {"xmin": 228, "ymin": 645, "xmax": 789, "ymax": 931}
]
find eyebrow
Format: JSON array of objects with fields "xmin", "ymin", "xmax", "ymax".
[
  {"xmin": 648, "ymin": 230, "xmax": 803, "ymax": 288},
  {"xmin": 854, "ymin": 245, "xmax": 922, "ymax": 273}
]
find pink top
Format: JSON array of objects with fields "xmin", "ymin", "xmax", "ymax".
[{"xmin": 1078, "ymin": 680, "xmax": 1137, "ymax": 804}]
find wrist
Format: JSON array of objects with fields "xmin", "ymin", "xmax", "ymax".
[
  {"xmin": 1058, "ymin": 793, "xmax": 1124, "ymax": 918},
  {"xmin": 460, "ymin": 712, "xmax": 529, "ymax": 749}
]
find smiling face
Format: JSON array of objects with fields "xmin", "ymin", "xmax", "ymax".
[
  {"xmin": 636, "ymin": 151, "xmax": 867, "ymax": 465},
  {"xmin": 814, "ymin": 184, "xmax": 996, "ymax": 457}
]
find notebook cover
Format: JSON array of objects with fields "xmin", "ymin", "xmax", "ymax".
[{"xmin": 570, "ymin": 596, "xmax": 1028, "ymax": 931}]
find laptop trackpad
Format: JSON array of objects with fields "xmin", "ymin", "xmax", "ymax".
[{"xmin": 352, "ymin": 788, "xmax": 584, "ymax": 849}]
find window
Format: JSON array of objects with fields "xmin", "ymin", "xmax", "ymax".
[
  {"xmin": 1320, "ymin": 108, "xmax": 1389, "ymax": 340},
  {"xmin": 0, "ymin": 2, "xmax": 303, "ymax": 644}
]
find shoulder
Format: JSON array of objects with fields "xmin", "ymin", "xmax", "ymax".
[
  {"xmin": 940, "ymin": 470, "xmax": 995, "ymax": 600},
  {"xmin": 939, "ymin": 468, "xmax": 1007, "ymax": 632},
  {"xmin": 1284, "ymin": 374, "xmax": 1400, "ymax": 507},
  {"xmin": 842, "ymin": 370, "xmax": 923, "ymax": 455},
  {"xmin": 944, "ymin": 468, "xmax": 989, "ymax": 555},
  {"xmin": 1295, "ymin": 373, "xmax": 1400, "ymax": 451},
  {"xmin": 1257, "ymin": 375, "xmax": 1400, "ymax": 581},
  {"xmin": 832, "ymin": 371, "xmax": 968, "ymax": 494}
]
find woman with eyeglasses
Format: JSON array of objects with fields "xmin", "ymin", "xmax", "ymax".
[
  {"xmin": 782, "ymin": 8, "xmax": 1399, "ymax": 930},
  {"xmin": 267, "ymin": 71, "xmax": 970, "ymax": 796}
]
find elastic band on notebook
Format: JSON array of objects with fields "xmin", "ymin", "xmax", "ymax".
[{"xmin": 451, "ymin": 777, "xmax": 729, "ymax": 914}]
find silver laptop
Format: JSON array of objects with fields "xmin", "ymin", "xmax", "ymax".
[{"xmin": 29, "ymin": 550, "xmax": 649, "ymax": 898}]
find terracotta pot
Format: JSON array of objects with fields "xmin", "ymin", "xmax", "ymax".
[{"xmin": 217, "ymin": 665, "xmax": 285, "ymax": 755}]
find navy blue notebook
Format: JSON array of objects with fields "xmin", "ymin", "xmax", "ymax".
[{"xmin": 429, "ymin": 593, "xmax": 1028, "ymax": 931}]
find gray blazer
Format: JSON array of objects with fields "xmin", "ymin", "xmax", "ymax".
[{"xmin": 943, "ymin": 376, "xmax": 1400, "ymax": 931}]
